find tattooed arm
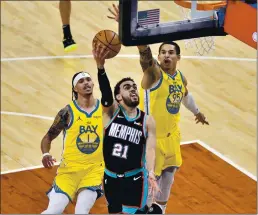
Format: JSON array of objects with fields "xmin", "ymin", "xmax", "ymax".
[
  {"xmin": 41, "ymin": 105, "xmax": 70, "ymax": 154},
  {"xmin": 41, "ymin": 106, "xmax": 70, "ymax": 168},
  {"xmin": 137, "ymin": 45, "xmax": 161, "ymax": 89}
]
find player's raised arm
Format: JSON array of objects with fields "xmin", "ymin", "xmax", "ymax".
[
  {"xmin": 92, "ymin": 43, "xmax": 117, "ymax": 119},
  {"xmin": 137, "ymin": 45, "xmax": 161, "ymax": 89},
  {"xmin": 107, "ymin": 4, "xmax": 161, "ymax": 89},
  {"xmin": 41, "ymin": 106, "xmax": 70, "ymax": 168}
]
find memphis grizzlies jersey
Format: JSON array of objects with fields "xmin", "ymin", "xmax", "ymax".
[
  {"xmin": 59, "ymin": 99, "xmax": 103, "ymax": 169},
  {"xmin": 139, "ymin": 69, "xmax": 186, "ymax": 138},
  {"xmin": 103, "ymin": 106, "xmax": 147, "ymax": 173}
]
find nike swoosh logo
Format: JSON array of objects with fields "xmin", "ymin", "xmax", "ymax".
[
  {"xmin": 117, "ymin": 115, "xmax": 124, "ymax": 118},
  {"xmin": 133, "ymin": 176, "xmax": 141, "ymax": 181},
  {"xmin": 134, "ymin": 122, "xmax": 142, "ymax": 126}
]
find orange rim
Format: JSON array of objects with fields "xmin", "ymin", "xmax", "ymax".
[{"xmin": 174, "ymin": 0, "xmax": 227, "ymax": 11}]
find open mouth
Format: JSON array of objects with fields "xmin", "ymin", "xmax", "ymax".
[{"xmin": 164, "ymin": 59, "xmax": 171, "ymax": 64}]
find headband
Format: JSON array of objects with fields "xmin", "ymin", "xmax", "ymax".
[{"xmin": 73, "ymin": 72, "xmax": 91, "ymax": 87}]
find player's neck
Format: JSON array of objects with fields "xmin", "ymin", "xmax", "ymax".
[
  {"xmin": 77, "ymin": 95, "xmax": 96, "ymax": 110},
  {"xmin": 163, "ymin": 66, "xmax": 177, "ymax": 76},
  {"xmin": 121, "ymin": 105, "xmax": 138, "ymax": 118}
]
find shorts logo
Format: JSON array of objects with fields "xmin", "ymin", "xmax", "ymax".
[
  {"xmin": 76, "ymin": 125, "xmax": 100, "ymax": 154},
  {"xmin": 133, "ymin": 176, "xmax": 141, "ymax": 181},
  {"xmin": 166, "ymin": 84, "xmax": 183, "ymax": 114}
]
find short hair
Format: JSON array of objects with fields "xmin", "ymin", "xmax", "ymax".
[
  {"xmin": 158, "ymin": 41, "xmax": 181, "ymax": 55},
  {"xmin": 72, "ymin": 72, "xmax": 82, "ymax": 100},
  {"xmin": 114, "ymin": 77, "xmax": 135, "ymax": 102}
]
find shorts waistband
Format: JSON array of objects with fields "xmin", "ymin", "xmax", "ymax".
[{"xmin": 104, "ymin": 167, "xmax": 145, "ymax": 178}]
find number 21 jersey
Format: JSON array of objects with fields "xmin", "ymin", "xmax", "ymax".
[{"xmin": 103, "ymin": 107, "xmax": 147, "ymax": 174}]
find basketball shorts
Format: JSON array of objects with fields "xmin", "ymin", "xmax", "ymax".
[
  {"xmin": 47, "ymin": 162, "xmax": 104, "ymax": 201},
  {"xmin": 155, "ymin": 130, "xmax": 182, "ymax": 177},
  {"xmin": 103, "ymin": 168, "xmax": 148, "ymax": 214}
]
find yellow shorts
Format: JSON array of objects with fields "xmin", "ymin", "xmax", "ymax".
[
  {"xmin": 155, "ymin": 131, "xmax": 182, "ymax": 177},
  {"xmin": 48, "ymin": 162, "xmax": 104, "ymax": 201}
]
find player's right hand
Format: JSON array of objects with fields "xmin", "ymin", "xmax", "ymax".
[
  {"xmin": 42, "ymin": 153, "xmax": 56, "ymax": 169},
  {"xmin": 107, "ymin": 4, "xmax": 119, "ymax": 22},
  {"xmin": 92, "ymin": 43, "xmax": 110, "ymax": 68},
  {"xmin": 148, "ymin": 171, "xmax": 161, "ymax": 202}
]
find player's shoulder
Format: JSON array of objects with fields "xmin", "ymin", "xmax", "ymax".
[{"xmin": 177, "ymin": 69, "xmax": 187, "ymax": 86}]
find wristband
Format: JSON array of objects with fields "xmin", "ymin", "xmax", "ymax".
[{"xmin": 42, "ymin": 153, "xmax": 50, "ymax": 158}]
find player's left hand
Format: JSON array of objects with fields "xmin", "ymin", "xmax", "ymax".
[
  {"xmin": 92, "ymin": 43, "xmax": 110, "ymax": 68},
  {"xmin": 107, "ymin": 4, "xmax": 119, "ymax": 22},
  {"xmin": 195, "ymin": 112, "xmax": 209, "ymax": 125}
]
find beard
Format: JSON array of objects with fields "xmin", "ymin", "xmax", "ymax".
[
  {"xmin": 122, "ymin": 95, "xmax": 139, "ymax": 108},
  {"xmin": 82, "ymin": 87, "xmax": 93, "ymax": 95}
]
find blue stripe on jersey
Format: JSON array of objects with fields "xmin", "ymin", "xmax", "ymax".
[
  {"xmin": 125, "ymin": 167, "xmax": 144, "ymax": 177},
  {"xmin": 141, "ymin": 169, "xmax": 148, "ymax": 208},
  {"xmin": 120, "ymin": 106, "xmax": 141, "ymax": 122},
  {"xmin": 167, "ymin": 70, "xmax": 178, "ymax": 80},
  {"xmin": 73, "ymin": 99, "xmax": 100, "ymax": 118},
  {"xmin": 150, "ymin": 71, "xmax": 163, "ymax": 92},
  {"xmin": 104, "ymin": 167, "xmax": 145, "ymax": 178},
  {"xmin": 141, "ymin": 143, "xmax": 147, "ymax": 169},
  {"xmin": 122, "ymin": 206, "xmax": 138, "ymax": 214},
  {"xmin": 104, "ymin": 169, "xmax": 118, "ymax": 178},
  {"xmin": 178, "ymin": 70, "xmax": 185, "ymax": 84},
  {"xmin": 66, "ymin": 105, "xmax": 74, "ymax": 129},
  {"xmin": 47, "ymin": 182, "xmax": 72, "ymax": 202}
]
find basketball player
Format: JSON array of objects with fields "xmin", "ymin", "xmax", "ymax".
[
  {"xmin": 108, "ymin": 5, "xmax": 209, "ymax": 214},
  {"xmin": 40, "ymin": 71, "xmax": 104, "ymax": 214},
  {"xmin": 59, "ymin": 0, "xmax": 77, "ymax": 52},
  {"xmin": 92, "ymin": 43, "xmax": 161, "ymax": 214}
]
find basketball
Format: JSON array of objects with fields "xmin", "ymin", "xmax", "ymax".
[{"xmin": 92, "ymin": 30, "xmax": 121, "ymax": 59}]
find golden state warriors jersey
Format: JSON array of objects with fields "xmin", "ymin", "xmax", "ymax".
[
  {"xmin": 59, "ymin": 99, "xmax": 103, "ymax": 170},
  {"xmin": 139, "ymin": 69, "xmax": 186, "ymax": 138}
]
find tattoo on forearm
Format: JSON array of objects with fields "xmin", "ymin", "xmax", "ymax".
[
  {"xmin": 139, "ymin": 47, "xmax": 152, "ymax": 61},
  {"xmin": 47, "ymin": 106, "xmax": 70, "ymax": 141},
  {"xmin": 139, "ymin": 47, "xmax": 154, "ymax": 71}
]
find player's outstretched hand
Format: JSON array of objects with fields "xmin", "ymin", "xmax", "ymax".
[
  {"xmin": 195, "ymin": 112, "xmax": 209, "ymax": 125},
  {"xmin": 92, "ymin": 43, "xmax": 110, "ymax": 68},
  {"xmin": 107, "ymin": 4, "xmax": 119, "ymax": 22}
]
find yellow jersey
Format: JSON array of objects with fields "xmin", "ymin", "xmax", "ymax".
[
  {"xmin": 59, "ymin": 99, "xmax": 103, "ymax": 170},
  {"xmin": 139, "ymin": 69, "xmax": 186, "ymax": 138}
]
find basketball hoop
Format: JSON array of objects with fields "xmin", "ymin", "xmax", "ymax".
[{"xmin": 174, "ymin": 1, "xmax": 227, "ymax": 56}]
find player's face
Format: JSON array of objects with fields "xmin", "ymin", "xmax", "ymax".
[
  {"xmin": 158, "ymin": 44, "xmax": 180, "ymax": 70},
  {"xmin": 74, "ymin": 77, "xmax": 94, "ymax": 96},
  {"xmin": 119, "ymin": 81, "xmax": 139, "ymax": 108}
]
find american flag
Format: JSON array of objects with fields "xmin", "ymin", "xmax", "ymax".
[{"xmin": 138, "ymin": 9, "xmax": 160, "ymax": 26}]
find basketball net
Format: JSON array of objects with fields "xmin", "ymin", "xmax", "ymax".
[{"xmin": 176, "ymin": 2, "xmax": 217, "ymax": 56}]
